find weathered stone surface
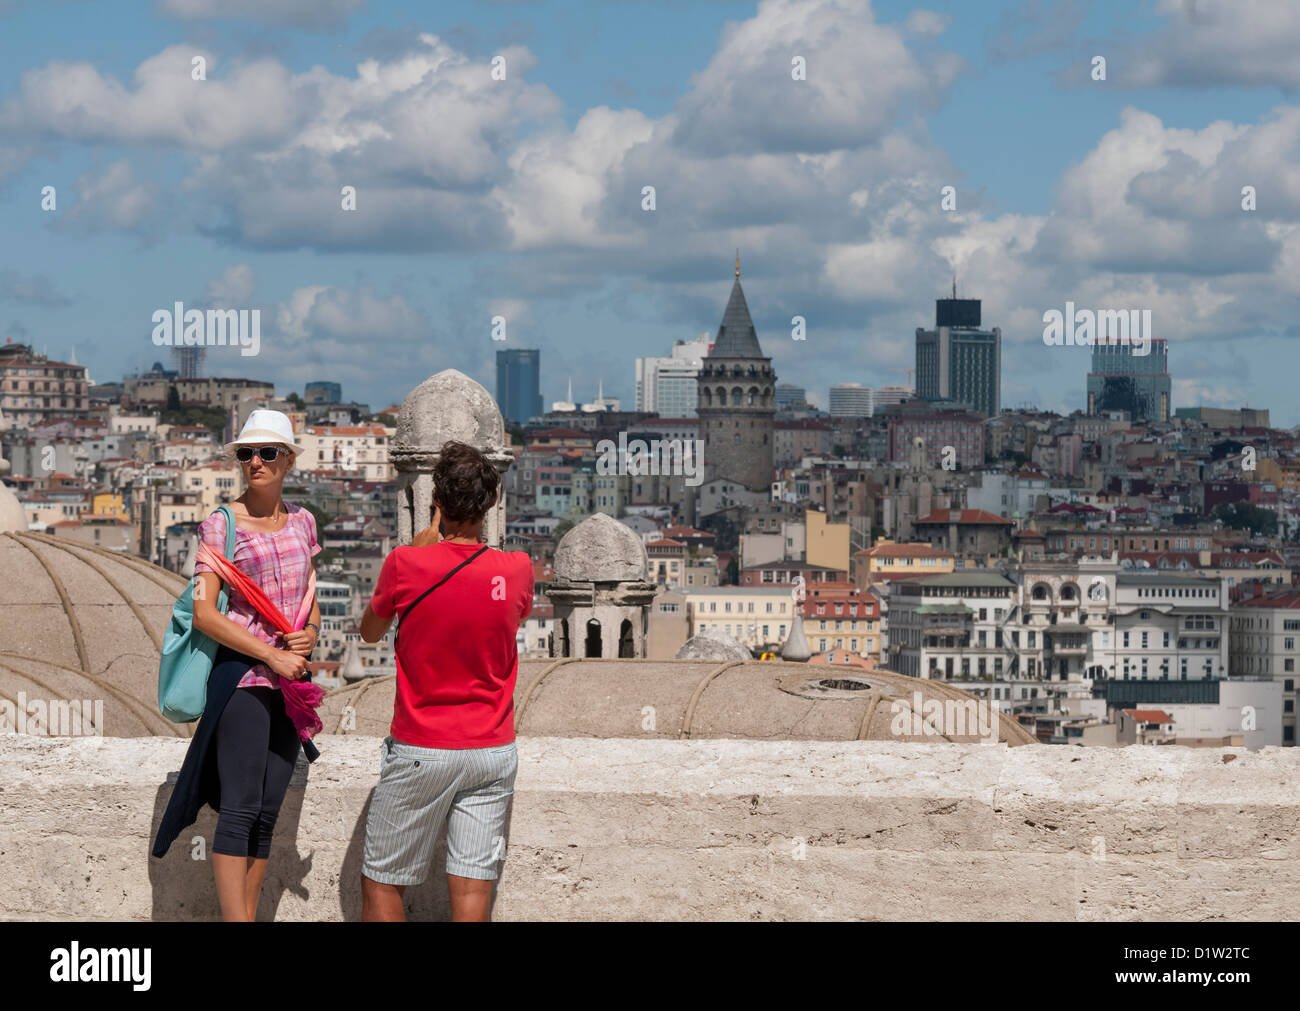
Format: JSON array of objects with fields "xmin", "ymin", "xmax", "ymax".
[
  {"xmin": 675, "ymin": 635, "xmax": 752, "ymax": 661},
  {"xmin": 3, "ymin": 735, "xmax": 1298, "ymax": 921},
  {"xmin": 552, "ymin": 513, "xmax": 648, "ymax": 583},
  {"xmin": 394, "ymin": 369, "xmax": 506, "ymax": 456}
]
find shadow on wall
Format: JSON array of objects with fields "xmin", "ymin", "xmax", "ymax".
[{"xmin": 145, "ymin": 757, "xmax": 513, "ymax": 921}]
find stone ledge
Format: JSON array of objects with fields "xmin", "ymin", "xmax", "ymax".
[{"xmin": 1, "ymin": 735, "xmax": 1296, "ymax": 920}]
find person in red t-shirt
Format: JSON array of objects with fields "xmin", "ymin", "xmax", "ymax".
[{"xmin": 358, "ymin": 441, "xmax": 533, "ymax": 922}]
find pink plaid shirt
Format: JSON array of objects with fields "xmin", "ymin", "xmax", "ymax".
[{"xmin": 195, "ymin": 503, "xmax": 321, "ymax": 689}]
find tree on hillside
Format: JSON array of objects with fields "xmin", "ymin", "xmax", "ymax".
[{"xmin": 1213, "ymin": 501, "xmax": 1277, "ymax": 538}]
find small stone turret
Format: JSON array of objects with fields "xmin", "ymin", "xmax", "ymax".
[
  {"xmin": 391, "ymin": 369, "xmax": 514, "ymax": 547},
  {"xmin": 548, "ymin": 513, "xmax": 657, "ymax": 658}
]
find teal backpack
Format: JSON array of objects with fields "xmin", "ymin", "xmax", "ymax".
[{"xmin": 158, "ymin": 505, "xmax": 237, "ymax": 723}]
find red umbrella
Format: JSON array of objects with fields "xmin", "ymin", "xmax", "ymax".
[{"xmin": 197, "ymin": 543, "xmax": 326, "ymax": 743}]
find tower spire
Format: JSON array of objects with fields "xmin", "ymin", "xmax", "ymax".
[{"xmin": 735, "ymin": 249, "xmax": 740, "ymax": 278}]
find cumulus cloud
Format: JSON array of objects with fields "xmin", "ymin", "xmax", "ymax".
[
  {"xmin": 59, "ymin": 160, "xmax": 162, "ymax": 234},
  {"xmin": 0, "ymin": 270, "xmax": 73, "ymax": 307},
  {"xmin": 671, "ymin": 0, "xmax": 962, "ymax": 156},
  {"xmin": 904, "ymin": 10, "xmax": 951, "ymax": 37},
  {"xmin": 3, "ymin": 0, "xmax": 1298, "ymax": 416},
  {"xmin": 1031, "ymin": 108, "xmax": 1280, "ymax": 275},
  {"xmin": 1115, "ymin": 0, "xmax": 1300, "ymax": 90},
  {"xmin": 157, "ymin": 0, "xmax": 366, "ymax": 30},
  {"xmin": 0, "ymin": 46, "xmax": 304, "ymax": 148},
  {"xmin": 202, "ymin": 264, "xmax": 257, "ymax": 305}
]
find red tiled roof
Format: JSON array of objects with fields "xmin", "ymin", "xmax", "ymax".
[
  {"xmin": 915, "ymin": 509, "xmax": 1013, "ymax": 526},
  {"xmin": 1236, "ymin": 591, "xmax": 1300, "ymax": 609},
  {"xmin": 647, "ymin": 538, "xmax": 685, "ymax": 548},
  {"xmin": 1124, "ymin": 709, "xmax": 1174, "ymax": 724},
  {"xmin": 306, "ymin": 425, "xmax": 388, "ymax": 436}
]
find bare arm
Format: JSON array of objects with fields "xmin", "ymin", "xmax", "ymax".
[
  {"xmin": 282, "ymin": 594, "xmax": 321, "ymax": 656},
  {"xmin": 360, "ymin": 603, "xmax": 391, "ymax": 643},
  {"xmin": 360, "ymin": 520, "xmax": 436, "ymax": 643},
  {"xmin": 193, "ymin": 571, "xmax": 307, "ymax": 681}
]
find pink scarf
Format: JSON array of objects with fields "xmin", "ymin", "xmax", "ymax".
[{"xmin": 197, "ymin": 542, "xmax": 326, "ymax": 743}]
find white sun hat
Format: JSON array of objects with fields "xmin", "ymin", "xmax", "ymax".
[{"xmin": 226, "ymin": 408, "xmax": 305, "ymax": 456}]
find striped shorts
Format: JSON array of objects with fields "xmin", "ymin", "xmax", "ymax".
[{"xmin": 362, "ymin": 736, "xmax": 519, "ymax": 885}]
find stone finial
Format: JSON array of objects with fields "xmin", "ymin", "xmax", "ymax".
[
  {"xmin": 780, "ymin": 614, "xmax": 812, "ymax": 662},
  {"xmin": 553, "ymin": 512, "xmax": 648, "ymax": 583},
  {"xmin": 342, "ymin": 639, "xmax": 365, "ymax": 681},
  {"xmin": 390, "ymin": 369, "xmax": 513, "ymax": 546}
]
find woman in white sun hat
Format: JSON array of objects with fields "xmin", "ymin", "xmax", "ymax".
[{"xmin": 152, "ymin": 408, "xmax": 324, "ymax": 922}]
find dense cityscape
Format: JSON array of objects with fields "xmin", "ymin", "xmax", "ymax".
[{"xmin": 1, "ymin": 261, "xmax": 1290, "ymax": 749}]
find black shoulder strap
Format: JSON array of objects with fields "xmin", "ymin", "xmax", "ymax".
[{"xmin": 398, "ymin": 544, "xmax": 489, "ymax": 626}]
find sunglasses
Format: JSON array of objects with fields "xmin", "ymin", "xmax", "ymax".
[{"xmin": 235, "ymin": 446, "xmax": 289, "ymax": 463}]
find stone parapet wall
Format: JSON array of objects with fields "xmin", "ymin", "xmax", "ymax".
[{"xmin": 2, "ymin": 735, "xmax": 1297, "ymax": 920}]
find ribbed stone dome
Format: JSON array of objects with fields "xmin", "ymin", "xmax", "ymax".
[
  {"xmin": 316, "ymin": 658, "xmax": 1038, "ymax": 745},
  {"xmin": 0, "ymin": 532, "xmax": 192, "ymax": 737},
  {"xmin": 394, "ymin": 369, "xmax": 506, "ymax": 456},
  {"xmin": 553, "ymin": 513, "xmax": 648, "ymax": 583}
]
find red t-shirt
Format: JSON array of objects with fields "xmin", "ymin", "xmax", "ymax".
[{"xmin": 368, "ymin": 541, "xmax": 534, "ymax": 749}]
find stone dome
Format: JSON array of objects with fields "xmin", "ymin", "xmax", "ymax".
[
  {"xmin": 316, "ymin": 658, "xmax": 1038, "ymax": 745},
  {"xmin": 0, "ymin": 531, "xmax": 192, "ymax": 737},
  {"xmin": 553, "ymin": 513, "xmax": 648, "ymax": 583},
  {"xmin": 394, "ymin": 369, "xmax": 506, "ymax": 457}
]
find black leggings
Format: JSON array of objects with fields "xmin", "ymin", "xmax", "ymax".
[{"xmin": 213, "ymin": 681, "xmax": 300, "ymax": 859}]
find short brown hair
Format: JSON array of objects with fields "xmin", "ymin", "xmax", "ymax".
[{"xmin": 432, "ymin": 441, "xmax": 500, "ymax": 523}]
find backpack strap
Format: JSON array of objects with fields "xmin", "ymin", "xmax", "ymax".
[
  {"xmin": 210, "ymin": 505, "xmax": 237, "ymax": 615},
  {"xmin": 217, "ymin": 505, "xmax": 237, "ymax": 559}
]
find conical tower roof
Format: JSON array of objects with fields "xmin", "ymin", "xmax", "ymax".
[{"xmin": 711, "ymin": 256, "xmax": 764, "ymax": 359}]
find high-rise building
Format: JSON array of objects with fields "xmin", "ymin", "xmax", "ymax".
[
  {"xmin": 1087, "ymin": 338, "xmax": 1170, "ymax": 422},
  {"xmin": 872, "ymin": 385, "xmax": 913, "ymax": 413},
  {"xmin": 304, "ymin": 381, "xmax": 342, "ymax": 405},
  {"xmin": 829, "ymin": 383, "xmax": 872, "ymax": 417},
  {"xmin": 496, "ymin": 349, "xmax": 543, "ymax": 426},
  {"xmin": 915, "ymin": 296, "xmax": 1001, "ymax": 417},
  {"xmin": 635, "ymin": 335, "xmax": 710, "ymax": 417},
  {"xmin": 172, "ymin": 346, "xmax": 205, "ymax": 381},
  {"xmin": 775, "ymin": 384, "xmax": 807, "ymax": 409},
  {"xmin": 696, "ymin": 255, "xmax": 776, "ymax": 490}
]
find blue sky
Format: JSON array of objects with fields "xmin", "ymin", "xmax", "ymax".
[{"xmin": 1, "ymin": 0, "xmax": 1298, "ymax": 421}]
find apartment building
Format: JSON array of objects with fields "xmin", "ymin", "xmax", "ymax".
[
  {"xmin": 802, "ymin": 582, "xmax": 882, "ymax": 661},
  {"xmin": 681, "ymin": 587, "xmax": 796, "ymax": 652},
  {"xmin": 853, "ymin": 540, "xmax": 955, "ymax": 588},
  {"xmin": 887, "ymin": 571, "xmax": 1019, "ymax": 679},
  {"xmin": 0, "ymin": 344, "xmax": 90, "ymax": 426},
  {"xmin": 297, "ymin": 425, "xmax": 394, "ymax": 481},
  {"xmin": 1106, "ymin": 573, "xmax": 1229, "ymax": 683},
  {"xmin": 1230, "ymin": 587, "xmax": 1300, "ymax": 745}
]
